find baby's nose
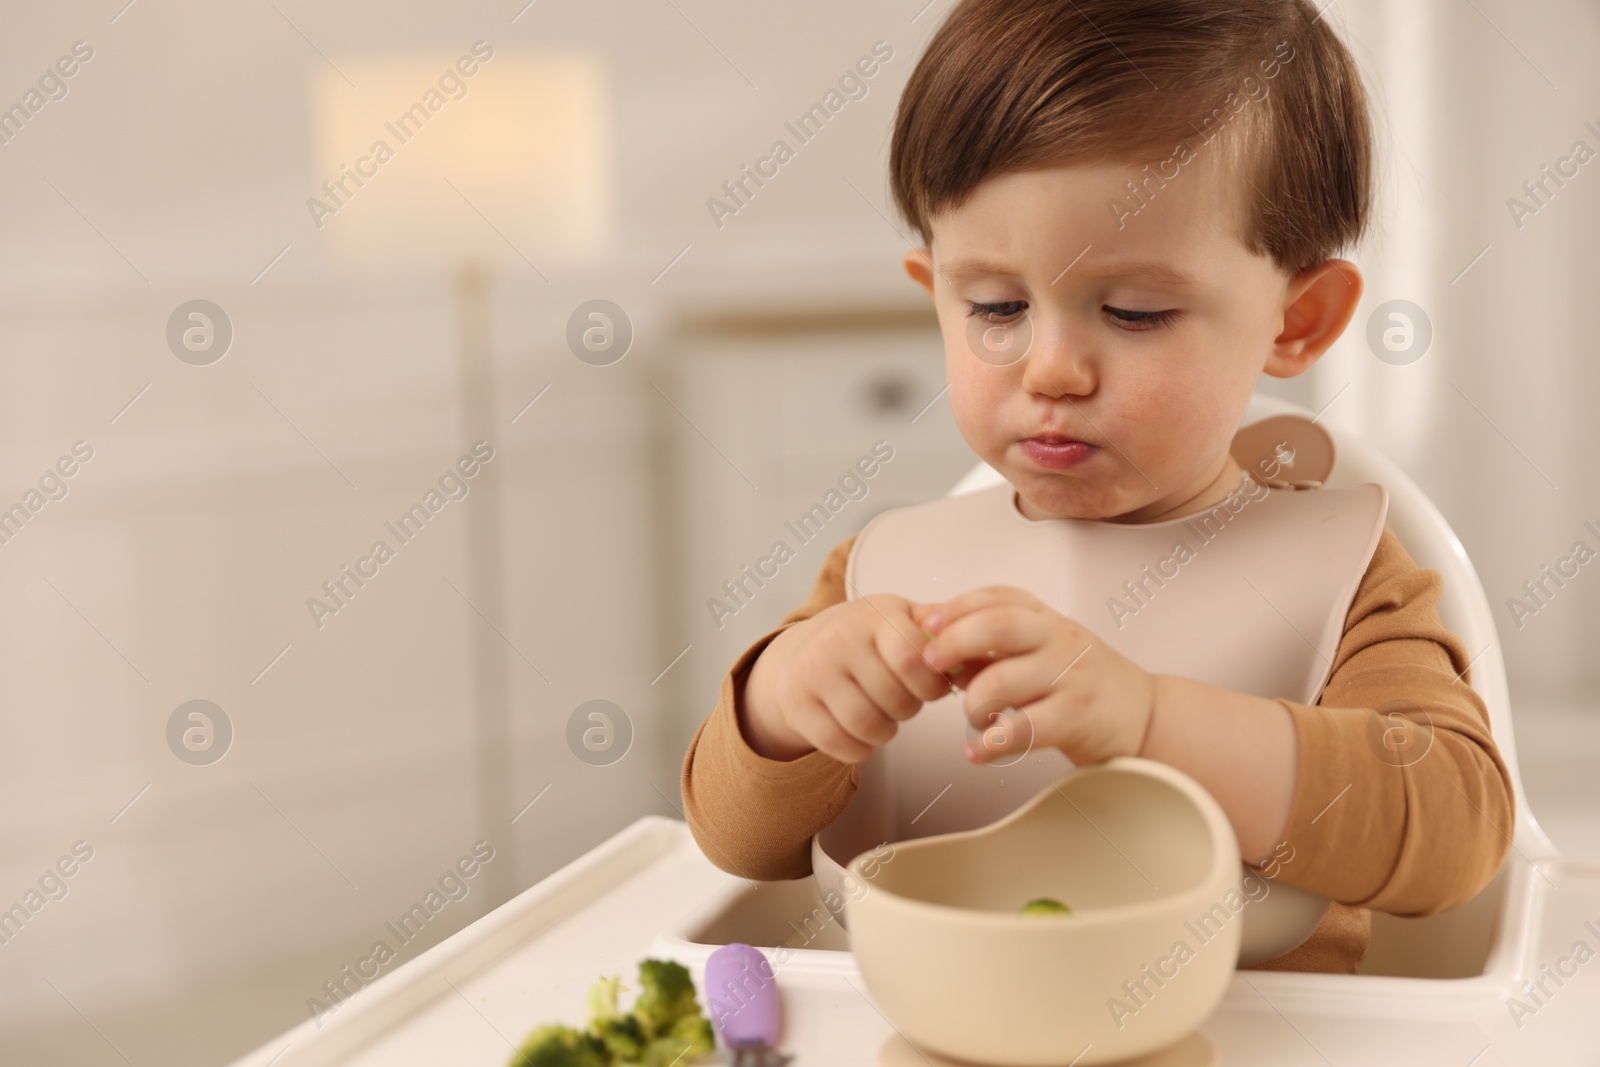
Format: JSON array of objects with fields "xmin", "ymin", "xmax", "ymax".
[{"xmin": 1021, "ymin": 331, "xmax": 1097, "ymax": 398}]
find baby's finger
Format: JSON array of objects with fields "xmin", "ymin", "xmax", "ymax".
[
  {"xmin": 874, "ymin": 622, "xmax": 956, "ymax": 702},
  {"xmin": 920, "ymin": 585, "xmax": 1037, "ymax": 633},
  {"xmin": 964, "ymin": 704, "xmax": 1036, "ymax": 765},
  {"xmin": 848, "ymin": 648, "xmax": 925, "ymax": 721},
  {"xmin": 957, "ymin": 653, "xmax": 1054, "ymax": 731},
  {"xmin": 818, "ymin": 675, "xmax": 899, "ymax": 748},
  {"xmin": 941, "ymin": 649, "xmax": 1006, "ymax": 684},
  {"xmin": 784, "ymin": 693, "xmax": 874, "ymax": 763},
  {"xmin": 925, "ymin": 606, "xmax": 1047, "ymax": 673}
]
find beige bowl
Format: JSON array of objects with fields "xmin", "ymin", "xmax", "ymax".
[{"xmin": 845, "ymin": 758, "xmax": 1241, "ymax": 1066}]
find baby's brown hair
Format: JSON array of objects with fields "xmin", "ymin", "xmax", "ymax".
[{"xmin": 889, "ymin": 0, "xmax": 1374, "ymax": 277}]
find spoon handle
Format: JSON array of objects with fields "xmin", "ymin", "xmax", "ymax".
[{"xmin": 705, "ymin": 942, "xmax": 782, "ymax": 1048}]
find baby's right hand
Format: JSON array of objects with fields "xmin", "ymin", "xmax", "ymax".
[{"xmin": 747, "ymin": 594, "xmax": 956, "ymax": 763}]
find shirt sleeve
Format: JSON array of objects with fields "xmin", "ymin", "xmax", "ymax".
[
  {"xmin": 680, "ymin": 535, "xmax": 860, "ymax": 881},
  {"xmin": 1262, "ymin": 523, "xmax": 1515, "ymax": 916}
]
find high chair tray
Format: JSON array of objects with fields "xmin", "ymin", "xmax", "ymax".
[{"xmin": 225, "ymin": 815, "xmax": 1600, "ymax": 1067}]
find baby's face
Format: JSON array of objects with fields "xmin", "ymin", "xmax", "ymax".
[{"xmin": 905, "ymin": 148, "xmax": 1355, "ymax": 522}]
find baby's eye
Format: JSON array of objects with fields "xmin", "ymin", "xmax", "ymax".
[
  {"xmin": 966, "ymin": 300, "xmax": 1027, "ymax": 324},
  {"xmin": 1104, "ymin": 305, "xmax": 1181, "ymax": 331}
]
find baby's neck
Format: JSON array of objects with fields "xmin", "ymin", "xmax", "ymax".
[{"xmin": 1105, "ymin": 453, "xmax": 1246, "ymax": 525}]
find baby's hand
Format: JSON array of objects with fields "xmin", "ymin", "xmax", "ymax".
[
  {"xmin": 758, "ymin": 594, "xmax": 957, "ymax": 763},
  {"xmin": 913, "ymin": 586, "xmax": 1155, "ymax": 766}
]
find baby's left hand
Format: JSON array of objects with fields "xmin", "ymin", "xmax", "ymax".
[{"xmin": 913, "ymin": 586, "xmax": 1156, "ymax": 766}]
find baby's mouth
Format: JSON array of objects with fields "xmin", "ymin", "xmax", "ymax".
[{"xmin": 1017, "ymin": 433, "xmax": 1098, "ymax": 469}]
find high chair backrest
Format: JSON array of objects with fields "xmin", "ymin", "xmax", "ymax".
[{"xmin": 946, "ymin": 391, "xmax": 1552, "ymax": 859}]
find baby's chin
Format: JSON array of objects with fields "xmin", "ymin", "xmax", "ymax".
[{"xmin": 1009, "ymin": 476, "xmax": 1140, "ymax": 522}]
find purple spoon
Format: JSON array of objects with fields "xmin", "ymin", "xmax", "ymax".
[{"xmin": 704, "ymin": 943, "xmax": 789, "ymax": 1066}]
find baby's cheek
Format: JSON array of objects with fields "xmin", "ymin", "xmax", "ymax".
[
  {"xmin": 944, "ymin": 364, "xmax": 1003, "ymax": 451},
  {"xmin": 1120, "ymin": 379, "xmax": 1219, "ymax": 452}
]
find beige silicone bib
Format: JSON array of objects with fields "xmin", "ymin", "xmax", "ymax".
[{"xmin": 814, "ymin": 415, "xmax": 1388, "ymax": 967}]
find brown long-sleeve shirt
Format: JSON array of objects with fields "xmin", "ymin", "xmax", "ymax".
[{"xmin": 680, "ymin": 523, "xmax": 1514, "ymax": 973}]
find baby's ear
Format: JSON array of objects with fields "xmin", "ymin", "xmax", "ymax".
[
  {"xmin": 902, "ymin": 247, "xmax": 936, "ymax": 297},
  {"xmin": 1265, "ymin": 258, "xmax": 1364, "ymax": 378}
]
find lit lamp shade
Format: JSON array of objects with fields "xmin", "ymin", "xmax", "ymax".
[{"xmin": 310, "ymin": 50, "xmax": 613, "ymax": 267}]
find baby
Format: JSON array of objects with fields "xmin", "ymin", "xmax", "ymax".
[{"xmin": 682, "ymin": 0, "xmax": 1512, "ymax": 974}]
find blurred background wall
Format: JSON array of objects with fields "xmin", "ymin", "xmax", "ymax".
[{"xmin": 0, "ymin": 0, "xmax": 1594, "ymax": 1063}]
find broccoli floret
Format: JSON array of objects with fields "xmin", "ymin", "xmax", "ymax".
[
  {"xmin": 666, "ymin": 1014, "xmax": 714, "ymax": 1056},
  {"xmin": 638, "ymin": 1030, "xmax": 709, "ymax": 1067},
  {"xmin": 592, "ymin": 1013, "xmax": 647, "ymax": 1063},
  {"xmin": 632, "ymin": 959, "xmax": 701, "ymax": 1037},
  {"xmin": 515, "ymin": 959, "xmax": 712, "ymax": 1067},
  {"xmin": 508, "ymin": 1024, "xmax": 609, "ymax": 1067},
  {"xmin": 588, "ymin": 974, "xmax": 623, "ymax": 1025},
  {"xmin": 634, "ymin": 1003, "xmax": 714, "ymax": 1065},
  {"xmin": 640, "ymin": 1038, "xmax": 685, "ymax": 1067},
  {"xmin": 1020, "ymin": 897, "xmax": 1072, "ymax": 915}
]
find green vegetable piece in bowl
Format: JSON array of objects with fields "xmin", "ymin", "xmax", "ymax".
[{"xmin": 1019, "ymin": 897, "xmax": 1072, "ymax": 916}]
